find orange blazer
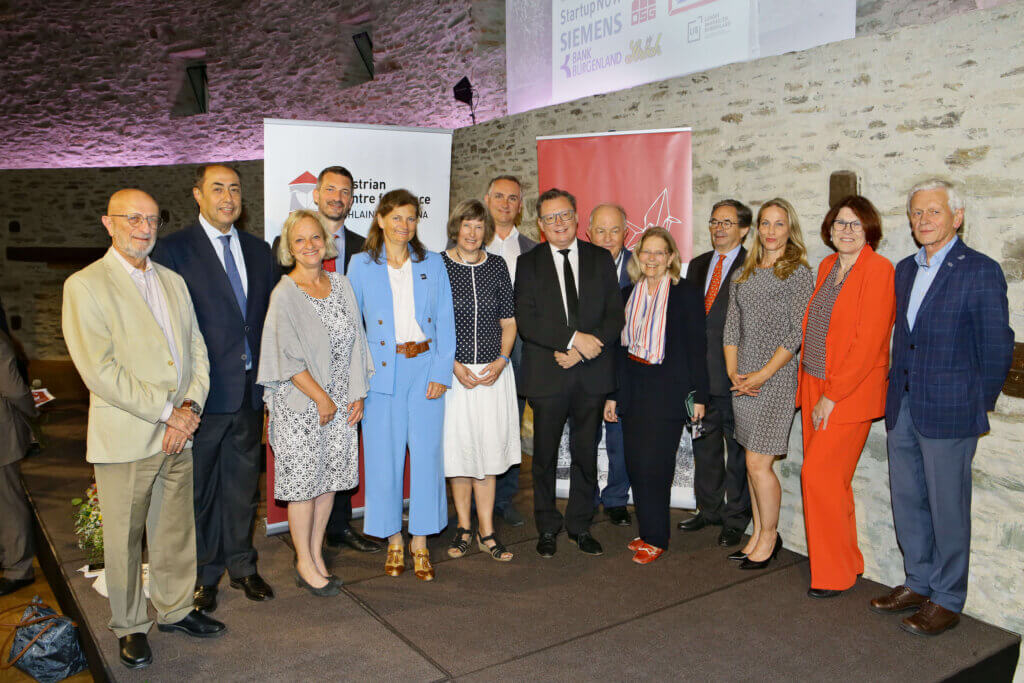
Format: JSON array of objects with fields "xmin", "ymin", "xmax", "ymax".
[{"xmin": 798, "ymin": 245, "xmax": 895, "ymax": 424}]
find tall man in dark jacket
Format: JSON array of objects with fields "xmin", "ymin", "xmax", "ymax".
[
  {"xmin": 871, "ymin": 179, "xmax": 1013, "ymax": 636},
  {"xmin": 515, "ymin": 188, "xmax": 625, "ymax": 558},
  {"xmin": 681, "ymin": 199, "xmax": 752, "ymax": 547},
  {"xmin": 152, "ymin": 165, "xmax": 278, "ymax": 612}
]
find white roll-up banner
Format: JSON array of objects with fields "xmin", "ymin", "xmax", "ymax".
[{"xmin": 263, "ymin": 119, "xmax": 453, "ymax": 252}]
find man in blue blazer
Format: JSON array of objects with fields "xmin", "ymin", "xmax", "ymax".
[
  {"xmin": 152, "ymin": 165, "xmax": 279, "ymax": 612},
  {"xmin": 586, "ymin": 203, "xmax": 633, "ymax": 527},
  {"xmin": 871, "ymin": 179, "xmax": 1013, "ymax": 636}
]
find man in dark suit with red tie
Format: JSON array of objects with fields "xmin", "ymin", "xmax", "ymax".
[
  {"xmin": 680, "ymin": 199, "xmax": 753, "ymax": 547},
  {"xmin": 515, "ymin": 188, "xmax": 625, "ymax": 558}
]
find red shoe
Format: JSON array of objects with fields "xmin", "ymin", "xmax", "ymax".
[
  {"xmin": 632, "ymin": 543, "xmax": 665, "ymax": 564},
  {"xmin": 627, "ymin": 537, "xmax": 644, "ymax": 552}
]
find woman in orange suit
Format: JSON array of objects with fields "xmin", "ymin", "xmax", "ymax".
[{"xmin": 798, "ymin": 195, "xmax": 895, "ymax": 599}]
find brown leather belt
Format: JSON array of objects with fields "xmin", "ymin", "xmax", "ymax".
[
  {"xmin": 396, "ymin": 339, "xmax": 432, "ymax": 358},
  {"xmin": 627, "ymin": 353, "xmax": 652, "ymax": 365}
]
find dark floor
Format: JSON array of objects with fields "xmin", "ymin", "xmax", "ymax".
[{"xmin": 17, "ymin": 403, "xmax": 1021, "ymax": 682}]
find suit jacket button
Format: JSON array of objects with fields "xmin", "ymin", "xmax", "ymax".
[
  {"xmin": 381, "ymin": 361, "xmax": 387, "ymax": 367},
  {"xmin": 378, "ymin": 320, "xmax": 383, "ymax": 325},
  {"xmin": 427, "ymin": 317, "xmax": 432, "ymax": 323},
  {"xmin": 241, "ymin": 354, "xmax": 247, "ymax": 361},
  {"xmin": 910, "ymin": 344, "xmax": 916, "ymax": 350},
  {"xmin": 380, "ymin": 341, "xmax": 385, "ymax": 346},
  {"xmin": 904, "ymin": 384, "xmax": 909, "ymax": 391},
  {"xmin": 167, "ymin": 360, "xmax": 174, "ymax": 366}
]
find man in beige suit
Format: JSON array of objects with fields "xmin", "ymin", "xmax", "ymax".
[{"xmin": 63, "ymin": 189, "xmax": 225, "ymax": 670}]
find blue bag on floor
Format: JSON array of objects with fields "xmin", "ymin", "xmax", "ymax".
[{"xmin": 1, "ymin": 597, "xmax": 87, "ymax": 683}]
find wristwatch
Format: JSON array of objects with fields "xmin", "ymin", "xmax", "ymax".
[{"xmin": 183, "ymin": 399, "xmax": 202, "ymax": 416}]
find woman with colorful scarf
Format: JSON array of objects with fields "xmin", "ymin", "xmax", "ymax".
[{"xmin": 603, "ymin": 227, "xmax": 709, "ymax": 564}]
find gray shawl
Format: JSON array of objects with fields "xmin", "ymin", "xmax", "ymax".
[{"xmin": 257, "ymin": 272, "xmax": 374, "ymax": 413}]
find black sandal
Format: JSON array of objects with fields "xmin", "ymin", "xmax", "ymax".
[
  {"xmin": 477, "ymin": 532, "xmax": 513, "ymax": 562},
  {"xmin": 447, "ymin": 527, "xmax": 472, "ymax": 558}
]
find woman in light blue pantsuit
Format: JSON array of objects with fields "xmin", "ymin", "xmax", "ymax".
[{"xmin": 348, "ymin": 189, "xmax": 456, "ymax": 581}]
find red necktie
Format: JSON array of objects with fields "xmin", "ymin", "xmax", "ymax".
[{"xmin": 704, "ymin": 254, "xmax": 726, "ymax": 314}]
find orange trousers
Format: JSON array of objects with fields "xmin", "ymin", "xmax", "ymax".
[{"xmin": 799, "ymin": 374, "xmax": 871, "ymax": 591}]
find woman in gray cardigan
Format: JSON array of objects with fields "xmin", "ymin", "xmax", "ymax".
[{"xmin": 258, "ymin": 210, "xmax": 374, "ymax": 597}]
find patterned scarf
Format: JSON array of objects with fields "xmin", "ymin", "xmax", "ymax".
[{"xmin": 621, "ymin": 275, "xmax": 670, "ymax": 364}]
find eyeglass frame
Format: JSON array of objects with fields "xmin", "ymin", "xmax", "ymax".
[
  {"xmin": 708, "ymin": 219, "xmax": 739, "ymax": 229},
  {"xmin": 538, "ymin": 209, "xmax": 576, "ymax": 225},
  {"xmin": 831, "ymin": 219, "xmax": 863, "ymax": 233},
  {"xmin": 108, "ymin": 213, "xmax": 166, "ymax": 230}
]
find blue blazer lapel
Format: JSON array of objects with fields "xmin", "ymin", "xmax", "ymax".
[
  {"xmin": 188, "ymin": 224, "xmax": 245, "ymax": 321},
  {"xmin": 411, "ymin": 253, "xmax": 428, "ymax": 324},
  {"xmin": 915, "ymin": 239, "xmax": 965, "ymax": 322},
  {"xmin": 895, "ymin": 259, "xmax": 915, "ymax": 334}
]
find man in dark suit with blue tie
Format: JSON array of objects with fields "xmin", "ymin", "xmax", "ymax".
[
  {"xmin": 870, "ymin": 179, "xmax": 1013, "ymax": 636},
  {"xmin": 586, "ymin": 203, "xmax": 633, "ymax": 527},
  {"xmin": 152, "ymin": 165, "xmax": 278, "ymax": 612},
  {"xmin": 680, "ymin": 199, "xmax": 752, "ymax": 547}
]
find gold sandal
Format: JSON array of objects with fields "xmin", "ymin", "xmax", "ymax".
[
  {"xmin": 384, "ymin": 544, "xmax": 405, "ymax": 577},
  {"xmin": 411, "ymin": 547, "xmax": 434, "ymax": 581}
]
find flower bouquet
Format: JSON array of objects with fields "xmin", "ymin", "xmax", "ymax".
[{"xmin": 71, "ymin": 483, "xmax": 104, "ymax": 570}]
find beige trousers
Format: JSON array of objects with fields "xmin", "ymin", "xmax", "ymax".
[{"xmin": 93, "ymin": 449, "xmax": 196, "ymax": 637}]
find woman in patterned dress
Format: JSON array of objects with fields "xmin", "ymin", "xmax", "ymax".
[
  {"xmin": 723, "ymin": 198, "xmax": 814, "ymax": 570},
  {"xmin": 441, "ymin": 200, "xmax": 520, "ymax": 562},
  {"xmin": 259, "ymin": 209, "xmax": 375, "ymax": 596},
  {"xmin": 798, "ymin": 196, "xmax": 894, "ymax": 598}
]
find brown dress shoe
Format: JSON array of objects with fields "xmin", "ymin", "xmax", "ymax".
[
  {"xmin": 870, "ymin": 585, "xmax": 927, "ymax": 614},
  {"xmin": 901, "ymin": 600, "xmax": 960, "ymax": 636}
]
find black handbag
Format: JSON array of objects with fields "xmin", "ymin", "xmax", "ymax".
[{"xmin": 1, "ymin": 597, "xmax": 87, "ymax": 683}]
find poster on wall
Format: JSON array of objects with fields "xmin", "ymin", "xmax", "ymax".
[
  {"xmin": 262, "ymin": 119, "xmax": 451, "ymax": 533},
  {"xmin": 537, "ymin": 127, "xmax": 696, "ymax": 508},
  {"xmin": 263, "ymin": 119, "xmax": 453, "ymax": 251}
]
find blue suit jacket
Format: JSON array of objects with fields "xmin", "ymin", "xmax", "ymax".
[
  {"xmin": 885, "ymin": 238, "xmax": 1014, "ymax": 438},
  {"xmin": 152, "ymin": 222, "xmax": 279, "ymax": 413},
  {"xmin": 347, "ymin": 250, "xmax": 456, "ymax": 395}
]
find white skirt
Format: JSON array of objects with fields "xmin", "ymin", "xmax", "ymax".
[{"xmin": 443, "ymin": 362, "xmax": 522, "ymax": 479}]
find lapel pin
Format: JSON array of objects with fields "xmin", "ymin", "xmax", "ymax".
[{"xmin": 420, "ymin": 273, "xmax": 427, "ymax": 280}]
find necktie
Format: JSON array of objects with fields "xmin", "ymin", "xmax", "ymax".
[
  {"xmin": 704, "ymin": 254, "xmax": 726, "ymax": 315},
  {"xmin": 559, "ymin": 249, "xmax": 579, "ymax": 329},
  {"xmin": 220, "ymin": 235, "xmax": 252, "ymax": 369}
]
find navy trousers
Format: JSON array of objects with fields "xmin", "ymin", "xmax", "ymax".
[
  {"xmin": 887, "ymin": 399, "xmax": 978, "ymax": 613},
  {"xmin": 596, "ymin": 419, "xmax": 631, "ymax": 508}
]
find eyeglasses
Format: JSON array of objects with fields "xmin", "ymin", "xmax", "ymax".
[
  {"xmin": 832, "ymin": 219, "xmax": 863, "ymax": 233},
  {"xmin": 539, "ymin": 210, "xmax": 575, "ymax": 225},
  {"xmin": 638, "ymin": 249, "xmax": 669, "ymax": 259},
  {"xmin": 708, "ymin": 219, "xmax": 738, "ymax": 229},
  {"xmin": 110, "ymin": 214, "xmax": 166, "ymax": 229}
]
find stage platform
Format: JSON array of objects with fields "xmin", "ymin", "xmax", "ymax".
[{"xmin": 22, "ymin": 403, "xmax": 1020, "ymax": 682}]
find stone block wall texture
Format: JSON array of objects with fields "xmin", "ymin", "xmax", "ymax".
[{"xmin": 448, "ymin": 1, "xmax": 1024, "ymax": 669}]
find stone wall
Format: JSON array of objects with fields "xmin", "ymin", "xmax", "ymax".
[{"xmin": 448, "ymin": 0, "xmax": 1024, "ymax": 668}]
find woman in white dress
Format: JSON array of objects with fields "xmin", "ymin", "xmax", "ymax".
[
  {"xmin": 441, "ymin": 200, "xmax": 521, "ymax": 561},
  {"xmin": 258, "ymin": 210, "xmax": 374, "ymax": 596}
]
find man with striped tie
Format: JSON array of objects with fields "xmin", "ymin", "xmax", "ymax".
[{"xmin": 680, "ymin": 199, "xmax": 752, "ymax": 548}]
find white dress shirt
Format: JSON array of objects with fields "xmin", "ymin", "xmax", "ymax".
[
  {"xmin": 109, "ymin": 247, "xmax": 179, "ymax": 421},
  {"xmin": 549, "ymin": 239, "xmax": 580, "ymax": 349},
  {"xmin": 388, "ymin": 258, "xmax": 427, "ymax": 343},
  {"xmin": 199, "ymin": 214, "xmax": 249, "ymax": 296},
  {"xmin": 487, "ymin": 226, "xmax": 522, "ymax": 283}
]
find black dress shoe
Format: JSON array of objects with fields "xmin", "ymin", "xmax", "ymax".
[
  {"xmin": 0, "ymin": 576, "xmax": 34, "ymax": 596},
  {"xmin": 567, "ymin": 531, "xmax": 604, "ymax": 556},
  {"xmin": 739, "ymin": 534, "xmax": 783, "ymax": 570},
  {"xmin": 193, "ymin": 584, "xmax": 218, "ymax": 613},
  {"xmin": 229, "ymin": 573, "xmax": 275, "ymax": 601},
  {"xmin": 808, "ymin": 587, "xmax": 845, "ymax": 599},
  {"xmin": 157, "ymin": 609, "xmax": 226, "ymax": 638},
  {"xmin": 677, "ymin": 513, "xmax": 715, "ymax": 531},
  {"xmin": 118, "ymin": 633, "xmax": 152, "ymax": 669},
  {"xmin": 328, "ymin": 527, "xmax": 384, "ymax": 553},
  {"xmin": 718, "ymin": 527, "xmax": 743, "ymax": 547},
  {"xmin": 537, "ymin": 532, "xmax": 557, "ymax": 558},
  {"xmin": 606, "ymin": 506, "xmax": 632, "ymax": 526}
]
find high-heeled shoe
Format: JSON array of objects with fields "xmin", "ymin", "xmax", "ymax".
[
  {"xmin": 411, "ymin": 547, "xmax": 434, "ymax": 581},
  {"xmin": 727, "ymin": 549, "xmax": 749, "ymax": 561},
  {"xmin": 739, "ymin": 534, "xmax": 782, "ymax": 570},
  {"xmin": 384, "ymin": 545, "xmax": 405, "ymax": 577},
  {"xmin": 294, "ymin": 569, "xmax": 340, "ymax": 597}
]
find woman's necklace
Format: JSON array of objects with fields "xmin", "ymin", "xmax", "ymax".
[{"xmin": 455, "ymin": 247, "xmax": 482, "ymax": 265}]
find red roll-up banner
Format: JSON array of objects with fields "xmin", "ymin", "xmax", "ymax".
[{"xmin": 536, "ymin": 128, "xmax": 693, "ymax": 262}]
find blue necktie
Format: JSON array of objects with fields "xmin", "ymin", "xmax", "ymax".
[{"xmin": 219, "ymin": 235, "xmax": 252, "ymax": 370}]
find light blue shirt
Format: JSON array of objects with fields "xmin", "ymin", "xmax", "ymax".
[
  {"xmin": 198, "ymin": 214, "xmax": 248, "ymax": 296},
  {"xmin": 907, "ymin": 236, "xmax": 958, "ymax": 331},
  {"xmin": 703, "ymin": 244, "xmax": 743, "ymax": 296},
  {"xmin": 332, "ymin": 225, "xmax": 346, "ymax": 271}
]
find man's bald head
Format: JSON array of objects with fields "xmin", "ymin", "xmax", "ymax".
[{"xmin": 102, "ymin": 188, "xmax": 160, "ymax": 267}]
